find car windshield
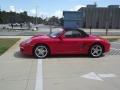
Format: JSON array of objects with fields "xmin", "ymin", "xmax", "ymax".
[
  {"xmin": 49, "ymin": 28, "xmax": 63, "ymax": 38},
  {"xmin": 49, "ymin": 31, "xmax": 62, "ymax": 38}
]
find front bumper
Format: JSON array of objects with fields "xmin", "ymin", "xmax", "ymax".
[{"xmin": 20, "ymin": 42, "xmax": 33, "ymax": 55}]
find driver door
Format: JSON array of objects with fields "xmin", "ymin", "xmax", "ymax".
[{"xmin": 59, "ymin": 30, "xmax": 84, "ymax": 54}]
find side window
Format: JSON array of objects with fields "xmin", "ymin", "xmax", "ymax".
[
  {"xmin": 64, "ymin": 31, "xmax": 73, "ymax": 38},
  {"xmin": 72, "ymin": 30, "xmax": 81, "ymax": 38},
  {"xmin": 64, "ymin": 30, "xmax": 88, "ymax": 38}
]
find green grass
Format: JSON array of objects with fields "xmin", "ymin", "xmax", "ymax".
[
  {"xmin": 106, "ymin": 38, "xmax": 119, "ymax": 42},
  {"xmin": 0, "ymin": 38, "xmax": 20, "ymax": 55}
]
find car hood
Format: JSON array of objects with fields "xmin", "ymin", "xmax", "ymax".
[{"xmin": 31, "ymin": 33, "xmax": 50, "ymax": 39}]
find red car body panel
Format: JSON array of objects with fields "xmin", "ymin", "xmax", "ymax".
[{"xmin": 20, "ymin": 29, "xmax": 110, "ymax": 56}]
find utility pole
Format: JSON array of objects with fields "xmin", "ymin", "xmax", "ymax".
[
  {"xmin": 35, "ymin": 6, "xmax": 38, "ymax": 25},
  {"xmin": 105, "ymin": 22, "xmax": 108, "ymax": 36},
  {"xmin": 0, "ymin": 5, "xmax": 1, "ymax": 12}
]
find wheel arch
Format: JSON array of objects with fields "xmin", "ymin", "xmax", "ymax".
[
  {"xmin": 89, "ymin": 42, "xmax": 105, "ymax": 53},
  {"xmin": 32, "ymin": 43, "xmax": 51, "ymax": 55}
]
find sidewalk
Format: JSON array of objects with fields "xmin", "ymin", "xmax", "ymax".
[
  {"xmin": 0, "ymin": 37, "xmax": 37, "ymax": 90},
  {"xmin": 102, "ymin": 36, "xmax": 120, "ymax": 39},
  {"xmin": 0, "ymin": 35, "xmax": 120, "ymax": 39}
]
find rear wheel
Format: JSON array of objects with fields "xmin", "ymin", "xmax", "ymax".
[
  {"xmin": 33, "ymin": 45, "xmax": 49, "ymax": 58},
  {"xmin": 89, "ymin": 44, "xmax": 103, "ymax": 58}
]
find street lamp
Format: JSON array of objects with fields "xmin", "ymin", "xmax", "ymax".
[{"xmin": 35, "ymin": 6, "xmax": 38, "ymax": 25}]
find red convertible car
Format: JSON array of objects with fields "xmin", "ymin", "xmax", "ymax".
[{"xmin": 20, "ymin": 28, "xmax": 110, "ymax": 58}]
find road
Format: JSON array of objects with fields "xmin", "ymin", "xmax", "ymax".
[
  {"xmin": 0, "ymin": 36, "xmax": 120, "ymax": 90},
  {"xmin": 0, "ymin": 24, "xmax": 120, "ymax": 36}
]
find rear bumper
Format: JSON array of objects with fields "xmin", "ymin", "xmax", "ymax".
[{"xmin": 104, "ymin": 43, "xmax": 110, "ymax": 53}]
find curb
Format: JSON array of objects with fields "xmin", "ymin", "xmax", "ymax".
[{"xmin": 101, "ymin": 36, "xmax": 120, "ymax": 39}]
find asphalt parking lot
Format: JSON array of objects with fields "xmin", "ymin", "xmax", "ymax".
[
  {"xmin": 0, "ymin": 36, "xmax": 120, "ymax": 90},
  {"xmin": 0, "ymin": 24, "xmax": 120, "ymax": 36}
]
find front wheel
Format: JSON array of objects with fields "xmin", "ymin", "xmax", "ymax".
[
  {"xmin": 89, "ymin": 44, "xmax": 103, "ymax": 58},
  {"xmin": 33, "ymin": 45, "xmax": 49, "ymax": 58}
]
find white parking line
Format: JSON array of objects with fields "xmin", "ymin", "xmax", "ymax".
[
  {"xmin": 111, "ymin": 48, "xmax": 120, "ymax": 50},
  {"xmin": 35, "ymin": 59, "xmax": 43, "ymax": 90},
  {"xmin": 111, "ymin": 42, "xmax": 120, "ymax": 44}
]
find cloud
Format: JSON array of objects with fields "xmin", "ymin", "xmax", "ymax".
[
  {"xmin": 52, "ymin": 4, "xmax": 85, "ymax": 18},
  {"xmin": 17, "ymin": 9, "xmax": 23, "ymax": 13},
  {"xmin": 67, "ymin": 0, "xmax": 79, "ymax": 2},
  {"xmin": 9, "ymin": 6, "xmax": 16, "ymax": 12},
  {"xmin": 9, "ymin": 5, "xmax": 23, "ymax": 13},
  {"xmin": 37, "ymin": 4, "xmax": 85, "ymax": 18},
  {"xmin": 39, "ymin": 12, "xmax": 50, "ymax": 18},
  {"xmin": 30, "ymin": 9, "xmax": 36, "ymax": 15},
  {"xmin": 70, "ymin": 4, "xmax": 85, "ymax": 11},
  {"xmin": 51, "ymin": 4, "xmax": 85, "ymax": 18},
  {"xmin": 29, "ymin": 10, "xmax": 50, "ymax": 18},
  {"xmin": 28, "ymin": 4, "xmax": 85, "ymax": 18},
  {"xmin": 52, "ymin": 10, "xmax": 63, "ymax": 18},
  {"xmin": 37, "ymin": 11, "xmax": 63, "ymax": 18},
  {"xmin": 87, "ymin": 0, "xmax": 100, "ymax": 2}
]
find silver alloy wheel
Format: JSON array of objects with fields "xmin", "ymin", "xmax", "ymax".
[
  {"xmin": 90, "ymin": 44, "xmax": 103, "ymax": 57},
  {"xmin": 35, "ymin": 45, "xmax": 48, "ymax": 58}
]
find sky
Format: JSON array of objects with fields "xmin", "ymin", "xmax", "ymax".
[{"xmin": 0, "ymin": 0, "xmax": 120, "ymax": 18}]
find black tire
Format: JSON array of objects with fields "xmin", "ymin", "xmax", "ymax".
[
  {"xmin": 89, "ymin": 44, "xmax": 103, "ymax": 58},
  {"xmin": 33, "ymin": 45, "xmax": 49, "ymax": 59}
]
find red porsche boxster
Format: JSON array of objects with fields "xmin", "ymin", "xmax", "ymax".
[{"xmin": 20, "ymin": 28, "xmax": 110, "ymax": 58}]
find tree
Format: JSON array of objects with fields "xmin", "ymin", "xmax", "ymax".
[
  {"xmin": 0, "ymin": 10, "xmax": 62, "ymax": 26},
  {"xmin": 47, "ymin": 16, "xmax": 60, "ymax": 26},
  {"xmin": 59, "ymin": 18, "xmax": 64, "ymax": 26},
  {"xmin": 0, "ymin": 10, "xmax": 44, "ymax": 24}
]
